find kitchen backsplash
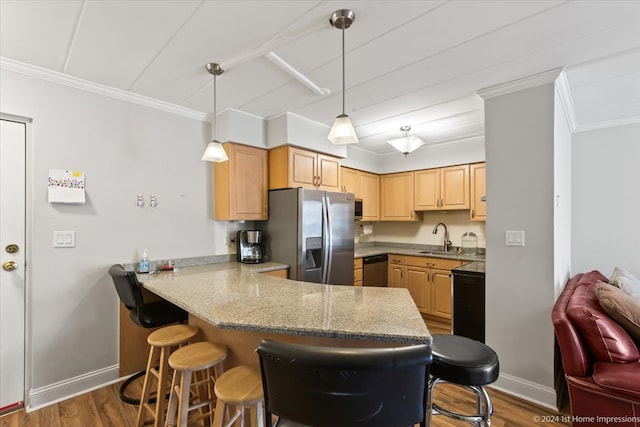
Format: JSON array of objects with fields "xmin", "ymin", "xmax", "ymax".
[{"xmin": 355, "ymin": 210, "xmax": 486, "ymax": 248}]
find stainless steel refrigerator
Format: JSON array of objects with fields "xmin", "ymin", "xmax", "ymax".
[{"xmin": 263, "ymin": 188, "xmax": 355, "ymax": 285}]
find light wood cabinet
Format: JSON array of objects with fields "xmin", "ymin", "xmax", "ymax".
[
  {"xmin": 405, "ymin": 266, "xmax": 429, "ymax": 312},
  {"xmin": 380, "ymin": 172, "xmax": 418, "ymax": 221},
  {"xmin": 269, "ymin": 146, "xmax": 341, "ymax": 192},
  {"xmin": 341, "ymin": 167, "xmax": 380, "ymax": 221},
  {"xmin": 414, "ymin": 165, "xmax": 469, "ymax": 211},
  {"xmin": 470, "ymin": 162, "xmax": 486, "ymax": 221},
  {"xmin": 387, "ymin": 254, "xmax": 405, "ymax": 288},
  {"xmin": 214, "ymin": 143, "xmax": 268, "ymax": 220},
  {"xmin": 341, "ymin": 167, "xmax": 360, "ymax": 196},
  {"xmin": 391, "ymin": 255, "xmax": 462, "ymax": 320},
  {"xmin": 354, "ymin": 257, "xmax": 363, "ymax": 286},
  {"xmin": 261, "ymin": 269, "xmax": 288, "ymax": 279}
]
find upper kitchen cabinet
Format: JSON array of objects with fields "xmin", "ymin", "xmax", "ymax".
[
  {"xmin": 470, "ymin": 162, "xmax": 486, "ymax": 221},
  {"xmin": 414, "ymin": 165, "xmax": 469, "ymax": 211},
  {"xmin": 340, "ymin": 167, "xmax": 360, "ymax": 195},
  {"xmin": 341, "ymin": 167, "xmax": 380, "ymax": 221},
  {"xmin": 269, "ymin": 146, "xmax": 341, "ymax": 192},
  {"xmin": 214, "ymin": 143, "xmax": 268, "ymax": 221},
  {"xmin": 380, "ymin": 172, "xmax": 419, "ymax": 221}
]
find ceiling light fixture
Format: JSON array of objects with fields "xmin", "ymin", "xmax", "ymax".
[
  {"xmin": 328, "ymin": 9, "xmax": 358, "ymax": 145},
  {"xmin": 201, "ymin": 62, "xmax": 228, "ymax": 162},
  {"xmin": 387, "ymin": 126, "xmax": 425, "ymax": 156}
]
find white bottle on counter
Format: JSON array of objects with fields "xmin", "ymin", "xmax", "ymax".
[{"xmin": 139, "ymin": 249, "xmax": 149, "ymax": 273}]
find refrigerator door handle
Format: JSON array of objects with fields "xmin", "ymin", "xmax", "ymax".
[{"xmin": 322, "ymin": 193, "xmax": 332, "ymax": 284}]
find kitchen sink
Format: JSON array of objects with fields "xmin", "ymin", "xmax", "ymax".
[{"xmin": 419, "ymin": 250, "xmax": 455, "ymax": 256}]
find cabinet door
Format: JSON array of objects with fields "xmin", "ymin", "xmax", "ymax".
[
  {"xmin": 317, "ymin": 154, "xmax": 341, "ymax": 191},
  {"xmin": 470, "ymin": 162, "xmax": 486, "ymax": 221},
  {"xmin": 230, "ymin": 144, "xmax": 268, "ymax": 219},
  {"xmin": 406, "ymin": 266, "xmax": 429, "ymax": 312},
  {"xmin": 414, "ymin": 169, "xmax": 439, "ymax": 211},
  {"xmin": 360, "ymin": 172, "xmax": 380, "ymax": 221},
  {"xmin": 431, "ymin": 269, "xmax": 453, "ymax": 319},
  {"xmin": 214, "ymin": 143, "xmax": 268, "ymax": 220},
  {"xmin": 290, "ymin": 147, "xmax": 317, "ymax": 188},
  {"xmin": 341, "ymin": 167, "xmax": 360, "ymax": 195},
  {"xmin": 388, "ymin": 256, "xmax": 405, "ymax": 288},
  {"xmin": 380, "ymin": 172, "xmax": 417, "ymax": 221},
  {"xmin": 440, "ymin": 164, "xmax": 469, "ymax": 210}
]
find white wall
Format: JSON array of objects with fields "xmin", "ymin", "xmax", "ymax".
[
  {"xmin": 0, "ymin": 68, "xmax": 232, "ymax": 408},
  {"xmin": 484, "ymin": 81, "xmax": 559, "ymax": 407},
  {"xmin": 572, "ymin": 123, "xmax": 640, "ymax": 277}
]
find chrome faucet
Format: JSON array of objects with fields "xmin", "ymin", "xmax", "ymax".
[{"xmin": 432, "ymin": 222, "xmax": 452, "ymax": 252}]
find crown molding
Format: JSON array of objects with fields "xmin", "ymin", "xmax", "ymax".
[
  {"xmin": 477, "ymin": 68, "xmax": 564, "ymax": 100},
  {"xmin": 573, "ymin": 115, "xmax": 640, "ymax": 133},
  {"xmin": 554, "ymin": 70, "xmax": 577, "ymax": 132},
  {"xmin": 0, "ymin": 57, "xmax": 208, "ymax": 122}
]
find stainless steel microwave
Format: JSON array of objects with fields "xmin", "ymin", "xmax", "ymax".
[{"xmin": 354, "ymin": 198, "xmax": 363, "ymax": 220}]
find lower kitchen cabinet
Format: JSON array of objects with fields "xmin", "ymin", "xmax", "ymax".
[
  {"xmin": 390, "ymin": 255, "xmax": 462, "ymax": 319},
  {"xmin": 354, "ymin": 257, "xmax": 363, "ymax": 286},
  {"xmin": 405, "ymin": 266, "xmax": 429, "ymax": 312},
  {"xmin": 387, "ymin": 254, "xmax": 405, "ymax": 287}
]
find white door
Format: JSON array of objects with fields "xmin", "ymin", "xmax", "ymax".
[{"xmin": 0, "ymin": 119, "xmax": 26, "ymax": 413}]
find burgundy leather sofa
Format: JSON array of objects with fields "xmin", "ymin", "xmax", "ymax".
[{"xmin": 552, "ymin": 271, "xmax": 640, "ymax": 426}]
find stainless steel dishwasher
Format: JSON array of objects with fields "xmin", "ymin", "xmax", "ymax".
[{"xmin": 362, "ymin": 254, "xmax": 388, "ymax": 287}]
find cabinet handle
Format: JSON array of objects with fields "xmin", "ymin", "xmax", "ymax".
[{"xmin": 400, "ymin": 270, "xmax": 403, "ymax": 279}]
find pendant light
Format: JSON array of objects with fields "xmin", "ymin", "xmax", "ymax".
[
  {"xmin": 201, "ymin": 62, "xmax": 228, "ymax": 162},
  {"xmin": 328, "ymin": 9, "xmax": 359, "ymax": 145},
  {"xmin": 387, "ymin": 126, "xmax": 425, "ymax": 156}
]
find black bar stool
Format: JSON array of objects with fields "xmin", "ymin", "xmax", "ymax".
[{"xmin": 427, "ymin": 334, "xmax": 499, "ymax": 427}]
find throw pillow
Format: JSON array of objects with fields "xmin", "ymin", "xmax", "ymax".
[
  {"xmin": 609, "ymin": 267, "xmax": 640, "ymax": 300},
  {"xmin": 596, "ymin": 281, "xmax": 640, "ymax": 344}
]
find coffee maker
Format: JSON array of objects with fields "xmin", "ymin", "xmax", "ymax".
[{"xmin": 236, "ymin": 230, "xmax": 265, "ymax": 264}]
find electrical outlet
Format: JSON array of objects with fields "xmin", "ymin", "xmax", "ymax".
[{"xmin": 226, "ymin": 232, "xmax": 237, "ymax": 247}]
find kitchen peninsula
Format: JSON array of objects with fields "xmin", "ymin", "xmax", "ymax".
[{"xmin": 140, "ymin": 262, "xmax": 431, "ymax": 368}]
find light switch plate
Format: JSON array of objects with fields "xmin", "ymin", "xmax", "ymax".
[
  {"xmin": 505, "ymin": 230, "xmax": 525, "ymax": 247},
  {"xmin": 53, "ymin": 231, "xmax": 75, "ymax": 248}
]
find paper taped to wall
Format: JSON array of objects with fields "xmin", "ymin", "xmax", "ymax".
[{"xmin": 48, "ymin": 169, "xmax": 85, "ymax": 204}]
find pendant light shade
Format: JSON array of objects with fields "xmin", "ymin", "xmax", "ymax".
[
  {"xmin": 328, "ymin": 114, "xmax": 359, "ymax": 145},
  {"xmin": 202, "ymin": 62, "xmax": 228, "ymax": 162},
  {"xmin": 387, "ymin": 126, "xmax": 425, "ymax": 156},
  {"xmin": 328, "ymin": 9, "xmax": 358, "ymax": 145},
  {"xmin": 201, "ymin": 140, "xmax": 228, "ymax": 162}
]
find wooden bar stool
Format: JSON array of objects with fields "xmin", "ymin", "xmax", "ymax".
[
  {"xmin": 212, "ymin": 365, "xmax": 264, "ymax": 427},
  {"xmin": 165, "ymin": 341, "xmax": 228, "ymax": 427},
  {"xmin": 137, "ymin": 324, "xmax": 200, "ymax": 427}
]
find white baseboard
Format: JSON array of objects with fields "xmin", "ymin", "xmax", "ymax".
[
  {"xmin": 27, "ymin": 364, "xmax": 120, "ymax": 412},
  {"xmin": 492, "ymin": 372, "xmax": 558, "ymax": 410}
]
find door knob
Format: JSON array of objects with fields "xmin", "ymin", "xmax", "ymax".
[
  {"xmin": 5, "ymin": 244, "xmax": 19, "ymax": 253},
  {"xmin": 3, "ymin": 261, "xmax": 17, "ymax": 271}
]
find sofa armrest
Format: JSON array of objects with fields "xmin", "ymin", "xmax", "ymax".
[{"xmin": 593, "ymin": 363, "xmax": 640, "ymax": 400}]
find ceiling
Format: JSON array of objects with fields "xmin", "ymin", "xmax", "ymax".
[{"xmin": 1, "ymin": 1, "xmax": 639, "ymax": 155}]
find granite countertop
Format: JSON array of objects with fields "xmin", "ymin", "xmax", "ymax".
[
  {"xmin": 354, "ymin": 245, "xmax": 485, "ymax": 263},
  {"xmin": 452, "ymin": 261, "xmax": 486, "ymax": 274},
  {"xmin": 141, "ymin": 262, "xmax": 430, "ymax": 345}
]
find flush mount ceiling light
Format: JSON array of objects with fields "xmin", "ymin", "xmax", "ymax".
[
  {"xmin": 328, "ymin": 9, "xmax": 358, "ymax": 145},
  {"xmin": 387, "ymin": 126, "xmax": 425, "ymax": 156},
  {"xmin": 201, "ymin": 62, "xmax": 228, "ymax": 162}
]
